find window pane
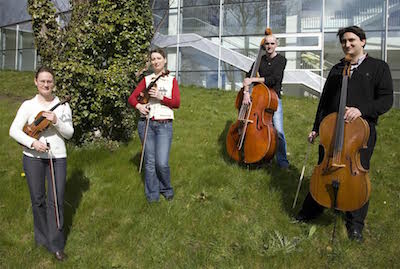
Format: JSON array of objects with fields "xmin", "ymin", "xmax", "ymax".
[
  {"xmin": 324, "ymin": 0, "xmax": 385, "ymax": 31},
  {"xmin": 223, "ymin": 2, "xmax": 267, "ymax": 36},
  {"xmin": 153, "ymin": 9, "xmax": 171, "ymax": 35},
  {"xmin": 389, "ymin": 0, "xmax": 400, "ymax": 30},
  {"xmin": 323, "ymin": 32, "xmax": 342, "ymax": 75},
  {"xmin": 180, "ymin": 47, "xmax": 218, "ymax": 71},
  {"xmin": 364, "ymin": 31, "xmax": 382, "ymax": 59},
  {"xmin": 182, "ymin": 5, "xmax": 220, "ymax": 36},
  {"xmin": 150, "ymin": 0, "xmax": 170, "ymax": 10},
  {"xmin": 221, "ymin": 61, "xmax": 246, "ymax": 91},
  {"xmin": 387, "ymin": 29, "xmax": 400, "ymax": 108},
  {"xmin": 2, "ymin": 27, "xmax": 17, "ymax": 69},
  {"xmin": 182, "ymin": 0, "xmax": 219, "ymax": 7},
  {"xmin": 20, "ymin": 49, "xmax": 35, "ymax": 71}
]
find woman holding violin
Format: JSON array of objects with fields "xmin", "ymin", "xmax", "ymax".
[
  {"xmin": 128, "ymin": 48, "xmax": 180, "ymax": 202},
  {"xmin": 242, "ymin": 29, "xmax": 289, "ymax": 168},
  {"xmin": 296, "ymin": 26, "xmax": 393, "ymax": 242},
  {"xmin": 9, "ymin": 66, "xmax": 74, "ymax": 261}
]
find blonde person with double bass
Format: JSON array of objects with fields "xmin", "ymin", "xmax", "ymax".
[
  {"xmin": 295, "ymin": 26, "xmax": 393, "ymax": 242},
  {"xmin": 242, "ymin": 29, "xmax": 289, "ymax": 168}
]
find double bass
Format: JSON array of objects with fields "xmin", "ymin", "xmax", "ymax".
[
  {"xmin": 226, "ymin": 29, "xmax": 278, "ymax": 164},
  {"xmin": 309, "ymin": 56, "xmax": 371, "ymax": 212}
]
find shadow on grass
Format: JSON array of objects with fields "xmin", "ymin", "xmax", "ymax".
[
  {"xmin": 218, "ymin": 120, "xmax": 239, "ymax": 164},
  {"xmin": 269, "ymin": 163, "xmax": 336, "ymax": 227},
  {"xmin": 218, "ymin": 120, "xmax": 333, "ymax": 226},
  {"xmin": 269, "ymin": 164, "xmax": 302, "ymax": 214},
  {"xmin": 64, "ymin": 169, "xmax": 90, "ymax": 240}
]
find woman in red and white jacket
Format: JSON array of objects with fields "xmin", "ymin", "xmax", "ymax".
[{"xmin": 128, "ymin": 48, "xmax": 180, "ymax": 202}]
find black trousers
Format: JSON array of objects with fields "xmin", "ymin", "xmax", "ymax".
[
  {"xmin": 298, "ymin": 122, "xmax": 376, "ymax": 232},
  {"xmin": 23, "ymin": 155, "xmax": 67, "ymax": 252}
]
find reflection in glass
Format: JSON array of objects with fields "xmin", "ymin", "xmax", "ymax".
[
  {"xmin": 387, "ymin": 31, "xmax": 400, "ymax": 70},
  {"xmin": 153, "ymin": 9, "xmax": 170, "ymax": 35},
  {"xmin": 324, "ymin": 0, "xmax": 384, "ymax": 31},
  {"xmin": 179, "ymin": 46, "xmax": 219, "ymax": 88},
  {"xmin": 182, "ymin": 0, "xmax": 219, "ymax": 7},
  {"xmin": 221, "ymin": 61, "xmax": 246, "ymax": 91},
  {"xmin": 2, "ymin": 27, "xmax": 17, "ymax": 69},
  {"xmin": 180, "ymin": 47, "xmax": 218, "ymax": 72},
  {"xmin": 182, "ymin": 5, "xmax": 220, "ymax": 36},
  {"xmin": 389, "ymin": 2, "xmax": 400, "ymax": 29},
  {"xmin": 20, "ymin": 49, "xmax": 36, "ymax": 71},
  {"xmin": 4, "ymin": 50, "xmax": 16, "ymax": 69},
  {"xmin": 223, "ymin": 2, "xmax": 267, "ymax": 36}
]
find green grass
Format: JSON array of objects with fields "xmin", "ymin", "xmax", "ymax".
[
  {"xmin": 0, "ymin": 70, "xmax": 37, "ymax": 100},
  {"xmin": 1, "ymin": 71, "xmax": 400, "ymax": 268}
]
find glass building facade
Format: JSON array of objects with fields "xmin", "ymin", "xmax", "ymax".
[{"xmin": 1, "ymin": 0, "xmax": 399, "ymax": 107}]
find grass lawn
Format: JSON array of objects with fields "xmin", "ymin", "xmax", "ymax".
[{"xmin": 0, "ymin": 70, "xmax": 399, "ymax": 268}]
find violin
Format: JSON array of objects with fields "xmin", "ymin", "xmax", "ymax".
[
  {"xmin": 309, "ymin": 57, "xmax": 371, "ymax": 211},
  {"xmin": 137, "ymin": 70, "xmax": 170, "ymax": 104},
  {"xmin": 23, "ymin": 96, "xmax": 71, "ymax": 139},
  {"xmin": 226, "ymin": 28, "xmax": 278, "ymax": 164}
]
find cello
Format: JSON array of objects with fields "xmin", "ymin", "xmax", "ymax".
[
  {"xmin": 226, "ymin": 28, "xmax": 278, "ymax": 164},
  {"xmin": 309, "ymin": 56, "xmax": 371, "ymax": 212}
]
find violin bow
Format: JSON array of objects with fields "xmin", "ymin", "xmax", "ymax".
[
  {"xmin": 292, "ymin": 141, "xmax": 312, "ymax": 209},
  {"xmin": 139, "ymin": 109, "xmax": 150, "ymax": 173},
  {"xmin": 47, "ymin": 142, "xmax": 61, "ymax": 230}
]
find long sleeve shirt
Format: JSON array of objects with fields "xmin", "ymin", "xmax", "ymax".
[
  {"xmin": 313, "ymin": 55, "xmax": 393, "ymax": 133},
  {"xmin": 9, "ymin": 95, "xmax": 74, "ymax": 158},
  {"xmin": 247, "ymin": 54, "xmax": 287, "ymax": 98},
  {"xmin": 128, "ymin": 74, "xmax": 180, "ymax": 120}
]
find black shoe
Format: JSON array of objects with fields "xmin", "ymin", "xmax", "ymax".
[
  {"xmin": 165, "ymin": 195, "xmax": 174, "ymax": 201},
  {"xmin": 348, "ymin": 229, "xmax": 363, "ymax": 242},
  {"xmin": 54, "ymin": 250, "xmax": 68, "ymax": 261}
]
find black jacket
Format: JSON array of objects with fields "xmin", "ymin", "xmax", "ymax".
[
  {"xmin": 247, "ymin": 54, "xmax": 286, "ymax": 98},
  {"xmin": 313, "ymin": 55, "xmax": 393, "ymax": 132}
]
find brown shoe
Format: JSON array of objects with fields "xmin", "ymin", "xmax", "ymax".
[{"xmin": 54, "ymin": 250, "xmax": 68, "ymax": 261}]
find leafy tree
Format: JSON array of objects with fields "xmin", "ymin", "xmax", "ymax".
[{"xmin": 28, "ymin": 0, "xmax": 154, "ymax": 144}]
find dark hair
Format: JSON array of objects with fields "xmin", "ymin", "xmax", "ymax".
[
  {"xmin": 150, "ymin": 48, "xmax": 166, "ymax": 59},
  {"xmin": 337, "ymin": 26, "xmax": 366, "ymax": 45},
  {"xmin": 35, "ymin": 66, "xmax": 54, "ymax": 79}
]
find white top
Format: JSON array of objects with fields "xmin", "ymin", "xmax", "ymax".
[
  {"xmin": 145, "ymin": 74, "xmax": 175, "ymax": 120},
  {"xmin": 9, "ymin": 95, "xmax": 74, "ymax": 158}
]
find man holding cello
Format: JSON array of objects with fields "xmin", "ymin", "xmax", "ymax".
[{"xmin": 296, "ymin": 26, "xmax": 393, "ymax": 242}]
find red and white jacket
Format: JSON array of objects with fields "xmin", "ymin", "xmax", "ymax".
[{"xmin": 128, "ymin": 73, "xmax": 180, "ymax": 120}]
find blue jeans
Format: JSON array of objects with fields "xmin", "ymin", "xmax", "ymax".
[
  {"xmin": 138, "ymin": 119, "xmax": 174, "ymax": 202},
  {"xmin": 273, "ymin": 98, "xmax": 289, "ymax": 168}
]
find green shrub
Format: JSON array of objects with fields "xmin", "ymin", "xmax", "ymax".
[{"xmin": 28, "ymin": 0, "xmax": 154, "ymax": 144}]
